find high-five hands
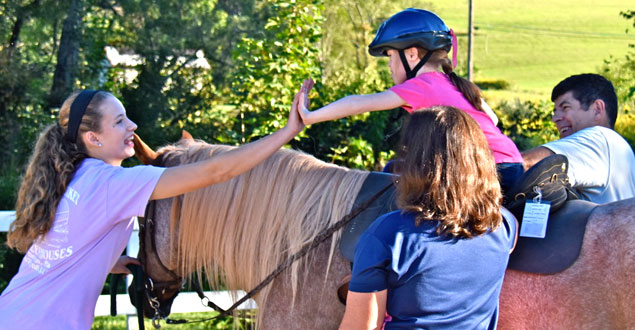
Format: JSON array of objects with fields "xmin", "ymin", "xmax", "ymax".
[
  {"xmin": 288, "ymin": 78, "xmax": 315, "ymax": 134},
  {"xmin": 297, "ymin": 78, "xmax": 315, "ymax": 125}
]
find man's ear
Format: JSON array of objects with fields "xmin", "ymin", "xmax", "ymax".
[{"xmin": 591, "ymin": 99, "xmax": 608, "ymax": 124}]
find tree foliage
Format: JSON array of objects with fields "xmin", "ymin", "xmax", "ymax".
[
  {"xmin": 494, "ymin": 99, "xmax": 558, "ymax": 152},
  {"xmin": 2, "ymin": 0, "xmax": 635, "ymax": 293},
  {"xmin": 599, "ymin": 9, "xmax": 635, "ymax": 150},
  {"xmin": 231, "ymin": 0, "xmax": 324, "ymax": 142}
]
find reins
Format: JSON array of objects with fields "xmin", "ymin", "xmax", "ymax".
[{"xmin": 127, "ymin": 180, "xmax": 394, "ymax": 328}]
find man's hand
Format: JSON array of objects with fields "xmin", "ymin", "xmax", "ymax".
[{"xmin": 521, "ymin": 146, "xmax": 555, "ymax": 171}]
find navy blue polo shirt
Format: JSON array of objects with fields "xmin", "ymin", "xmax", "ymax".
[{"xmin": 349, "ymin": 210, "xmax": 516, "ymax": 329}]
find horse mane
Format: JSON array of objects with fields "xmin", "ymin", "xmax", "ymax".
[{"xmin": 155, "ymin": 139, "xmax": 369, "ymax": 310}]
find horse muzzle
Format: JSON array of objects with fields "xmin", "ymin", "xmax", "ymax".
[{"xmin": 128, "ymin": 271, "xmax": 183, "ymax": 319}]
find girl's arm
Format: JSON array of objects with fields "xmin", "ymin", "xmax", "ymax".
[
  {"xmin": 149, "ymin": 83, "xmax": 308, "ymax": 200},
  {"xmin": 300, "ymin": 90, "xmax": 406, "ymax": 125},
  {"xmin": 339, "ymin": 290, "xmax": 387, "ymax": 330}
]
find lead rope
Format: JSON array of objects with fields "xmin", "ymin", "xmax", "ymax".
[
  {"xmin": 110, "ymin": 263, "xmax": 147, "ymax": 330},
  {"xmin": 139, "ymin": 181, "xmax": 394, "ymax": 328},
  {"xmin": 191, "ymin": 182, "xmax": 394, "ymax": 318}
]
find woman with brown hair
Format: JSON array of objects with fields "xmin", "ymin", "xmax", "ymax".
[
  {"xmin": 0, "ymin": 84, "xmax": 308, "ymax": 329},
  {"xmin": 339, "ymin": 106, "xmax": 517, "ymax": 330}
]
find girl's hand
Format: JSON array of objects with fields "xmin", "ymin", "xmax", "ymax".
[
  {"xmin": 297, "ymin": 78, "xmax": 315, "ymax": 125},
  {"xmin": 110, "ymin": 255, "xmax": 141, "ymax": 275},
  {"xmin": 288, "ymin": 79, "xmax": 314, "ymax": 133}
]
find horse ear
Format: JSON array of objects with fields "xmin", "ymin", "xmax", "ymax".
[
  {"xmin": 133, "ymin": 133, "xmax": 158, "ymax": 165},
  {"xmin": 181, "ymin": 130, "xmax": 194, "ymax": 141}
]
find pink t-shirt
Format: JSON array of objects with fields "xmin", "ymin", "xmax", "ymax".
[
  {"xmin": 0, "ymin": 158, "xmax": 165, "ymax": 330},
  {"xmin": 389, "ymin": 72, "xmax": 523, "ymax": 164}
]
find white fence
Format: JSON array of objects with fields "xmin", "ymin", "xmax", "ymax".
[{"xmin": 0, "ymin": 211, "xmax": 256, "ymax": 328}]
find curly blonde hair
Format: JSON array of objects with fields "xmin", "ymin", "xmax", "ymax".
[
  {"xmin": 8, "ymin": 91, "xmax": 110, "ymax": 253},
  {"xmin": 396, "ymin": 106, "xmax": 502, "ymax": 238}
]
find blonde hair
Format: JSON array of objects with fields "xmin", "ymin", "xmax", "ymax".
[
  {"xmin": 396, "ymin": 106, "xmax": 502, "ymax": 238},
  {"xmin": 154, "ymin": 140, "xmax": 369, "ymax": 314},
  {"xmin": 8, "ymin": 91, "xmax": 110, "ymax": 253}
]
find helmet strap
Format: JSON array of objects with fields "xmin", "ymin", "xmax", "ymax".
[{"xmin": 399, "ymin": 49, "xmax": 434, "ymax": 80}]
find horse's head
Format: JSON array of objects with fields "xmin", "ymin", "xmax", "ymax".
[
  {"xmin": 133, "ymin": 200, "xmax": 183, "ymax": 319},
  {"xmin": 131, "ymin": 132, "xmax": 195, "ymax": 319}
]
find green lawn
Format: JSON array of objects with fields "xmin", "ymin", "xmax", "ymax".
[
  {"xmin": 422, "ymin": 0, "xmax": 634, "ymax": 101},
  {"xmin": 92, "ymin": 311, "xmax": 253, "ymax": 330}
]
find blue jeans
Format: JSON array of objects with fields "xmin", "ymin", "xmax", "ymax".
[{"xmin": 497, "ymin": 163, "xmax": 524, "ymax": 195}]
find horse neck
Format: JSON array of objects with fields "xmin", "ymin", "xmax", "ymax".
[{"xmin": 169, "ymin": 145, "xmax": 369, "ymax": 303}]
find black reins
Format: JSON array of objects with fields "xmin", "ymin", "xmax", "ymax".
[{"xmin": 117, "ymin": 180, "xmax": 394, "ymax": 328}]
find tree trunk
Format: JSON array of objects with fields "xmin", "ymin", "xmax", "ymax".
[
  {"xmin": 48, "ymin": 0, "xmax": 84, "ymax": 109},
  {"xmin": 5, "ymin": 0, "xmax": 41, "ymax": 61}
]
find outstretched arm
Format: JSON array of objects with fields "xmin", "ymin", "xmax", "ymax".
[
  {"xmin": 299, "ymin": 84, "xmax": 406, "ymax": 125},
  {"xmin": 149, "ymin": 81, "xmax": 309, "ymax": 200},
  {"xmin": 339, "ymin": 290, "xmax": 387, "ymax": 330}
]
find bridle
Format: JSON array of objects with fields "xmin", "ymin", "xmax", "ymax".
[
  {"xmin": 136, "ymin": 199, "xmax": 186, "ymax": 325},
  {"xmin": 127, "ymin": 181, "xmax": 394, "ymax": 329}
]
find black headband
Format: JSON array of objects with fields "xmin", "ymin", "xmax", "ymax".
[{"xmin": 67, "ymin": 90, "xmax": 100, "ymax": 143}]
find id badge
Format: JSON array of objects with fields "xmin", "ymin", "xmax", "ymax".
[{"xmin": 519, "ymin": 200, "xmax": 551, "ymax": 238}]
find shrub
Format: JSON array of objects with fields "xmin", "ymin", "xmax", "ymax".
[
  {"xmin": 495, "ymin": 99, "xmax": 558, "ymax": 151},
  {"xmin": 615, "ymin": 113, "xmax": 635, "ymax": 151},
  {"xmin": 475, "ymin": 79, "xmax": 511, "ymax": 90}
]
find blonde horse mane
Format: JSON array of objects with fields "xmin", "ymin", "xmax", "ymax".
[{"xmin": 155, "ymin": 139, "xmax": 369, "ymax": 311}]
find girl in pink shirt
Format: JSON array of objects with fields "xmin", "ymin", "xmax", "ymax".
[
  {"xmin": 0, "ymin": 83, "xmax": 308, "ymax": 329},
  {"xmin": 299, "ymin": 8, "xmax": 524, "ymax": 193}
]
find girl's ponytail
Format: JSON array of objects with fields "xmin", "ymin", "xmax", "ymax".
[
  {"xmin": 9, "ymin": 124, "xmax": 84, "ymax": 252},
  {"xmin": 8, "ymin": 91, "xmax": 106, "ymax": 253},
  {"xmin": 441, "ymin": 59, "xmax": 484, "ymax": 111}
]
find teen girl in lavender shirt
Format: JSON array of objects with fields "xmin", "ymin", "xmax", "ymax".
[{"xmin": 0, "ymin": 83, "xmax": 308, "ymax": 329}]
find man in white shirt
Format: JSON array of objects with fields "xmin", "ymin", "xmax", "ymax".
[{"xmin": 522, "ymin": 73, "xmax": 635, "ymax": 204}]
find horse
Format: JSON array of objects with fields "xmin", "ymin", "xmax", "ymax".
[{"xmin": 132, "ymin": 133, "xmax": 635, "ymax": 329}]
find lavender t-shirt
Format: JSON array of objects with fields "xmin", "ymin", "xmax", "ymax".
[
  {"xmin": 0, "ymin": 158, "xmax": 165, "ymax": 330},
  {"xmin": 390, "ymin": 72, "xmax": 523, "ymax": 164}
]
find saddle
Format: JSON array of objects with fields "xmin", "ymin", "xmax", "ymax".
[
  {"xmin": 504, "ymin": 154, "xmax": 596, "ymax": 273},
  {"xmin": 508, "ymin": 199, "xmax": 596, "ymax": 274},
  {"xmin": 339, "ymin": 171, "xmax": 397, "ymax": 262},
  {"xmin": 504, "ymin": 154, "xmax": 579, "ymax": 220},
  {"xmin": 336, "ymin": 160, "xmax": 596, "ymax": 304}
]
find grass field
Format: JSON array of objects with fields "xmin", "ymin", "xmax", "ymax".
[
  {"xmin": 420, "ymin": 0, "xmax": 634, "ymax": 102},
  {"xmin": 91, "ymin": 311, "xmax": 252, "ymax": 330}
]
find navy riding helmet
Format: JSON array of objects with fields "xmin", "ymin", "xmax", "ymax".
[{"xmin": 369, "ymin": 8, "xmax": 455, "ymax": 79}]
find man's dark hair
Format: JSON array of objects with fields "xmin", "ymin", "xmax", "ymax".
[{"xmin": 551, "ymin": 73, "xmax": 618, "ymax": 128}]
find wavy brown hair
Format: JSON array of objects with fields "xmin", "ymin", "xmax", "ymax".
[
  {"xmin": 8, "ymin": 91, "xmax": 110, "ymax": 253},
  {"xmin": 395, "ymin": 106, "xmax": 502, "ymax": 238}
]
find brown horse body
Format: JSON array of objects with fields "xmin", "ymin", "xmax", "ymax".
[
  {"xmin": 499, "ymin": 198, "xmax": 635, "ymax": 330},
  {"xmin": 134, "ymin": 135, "xmax": 635, "ymax": 329}
]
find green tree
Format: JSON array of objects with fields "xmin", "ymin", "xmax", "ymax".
[
  {"xmin": 495, "ymin": 99, "xmax": 558, "ymax": 151},
  {"xmin": 231, "ymin": 0, "xmax": 324, "ymax": 142},
  {"xmin": 599, "ymin": 9, "xmax": 635, "ymax": 149}
]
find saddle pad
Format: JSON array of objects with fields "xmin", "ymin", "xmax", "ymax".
[
  {"xmin": 340, "ymin": 172, "xmax": 397, "ymax": 262},
  {"xmin": 508, "ymin": 199, "xmax": 596, "ymax": 274}
]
